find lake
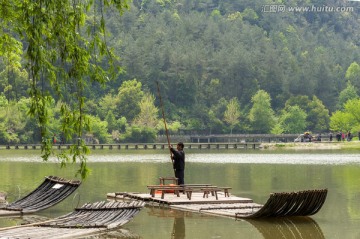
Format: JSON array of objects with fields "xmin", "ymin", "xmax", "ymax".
[{"xmin": 0, "ymin": 148, "xmax": 360, "ymax": 238}]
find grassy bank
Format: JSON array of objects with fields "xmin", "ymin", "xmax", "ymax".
[{"xmin": 260, "ymin": 141, "xmax": 360, "ymax": 150}]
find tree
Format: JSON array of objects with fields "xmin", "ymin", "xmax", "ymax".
[
  {"xmin": 285, "ymin": 95, "xmax": 330, "ymax": 132},
  {"xmin": 208, "ymin": 109, "xmax": 224, "ymax": 134},
  {"xmin": 87, "ymin": 115, "xmax": 109, "ymax": 144},
  {"xmin": 98, "ymin": 94, "xmax": 118, "ymax": 120},
  {"xmin": 278, "ymin": 105, "xmax": 307, "ymax": 134},
  {"xmin": 223, "ymin": 97, "xmax": 240, "ymax": 134},
  {"xmin": 336, "ymin": 81, "xmax": 359, "ymax": 110},
  {"xmin": 133, "ymin": 93, "xmax": 159, "ymax": 128},
  {"xmin": 0, "ymin": 98, "xmax": 30, "ymax": 144},
  {"xmin": 116, "ymin": 79, "xmax": 144, "ymax": 122},
  {"xmin": 248, "ymin": 90, "xmax": 276, "ymax": 133},
  {"xmin": 345, "ymin": 62, "xmax": 360, "ymax": 93},
  {"xmin": 156, "ymin": 120, "xmax": 181, "ymax": 134},
  {"xmin": 329, "ymin": 111, "xmax": 353, "ymax": 133},
  {"xmin": 330, "ymin": 99, "xmax": 360, "ymax": 133},
  {"xmin": 307, "ymin": 96, "xmax": 330, "ymax": 132},
  {"xmin": 271, "ymin": 123, "xmax": 284, "ymax": 134},
  {"xmin": 0, "ymin": 0, "xmax": 130, "ymax": 178},
  {"xmin": 208, "ymin": 98, "xmax": 228, "ymax": 134},
  {"xmin": 122, "ymin": 125, "xmax": 157, "ymax": 143},
  {"xmin": 105, "ymin": 110, "xmax": 117, "ymax": 133}
]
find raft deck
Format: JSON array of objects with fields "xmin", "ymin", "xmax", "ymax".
[
  {"xmin": 107, "ymin": 188, "xmax": 328, "ymax": 219},
  {"xmin": 108, "ymin": 191, "xmax": 253, "ymax": 205},
  {"xmin": 107, "ymin": 191, "xmax": 262, "ymax": 218},
  {"xmin": 0, "ymin": 201, "xmax": 145, "ymax": 239}
]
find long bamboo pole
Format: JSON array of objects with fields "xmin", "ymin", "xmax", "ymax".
[{"xmin": 156, "ymin": 81, "xmax": 175, "ymax": 176}]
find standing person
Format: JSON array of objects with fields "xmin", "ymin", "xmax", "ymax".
[
  {"xmin": 169, "ymin": 142, "xmax": 185, "ymax": 185},
  {"xmin": 336, "ymin": 132, "xmax": 341, "ymax": 141},
  {"xmin": 329, "ymin": 132, "xmax": 333, "ymax": 142},
  {"xmin": 347, "ymin": 131, "xmax": 352, "ymax": 141}
]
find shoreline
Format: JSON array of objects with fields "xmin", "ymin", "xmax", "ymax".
[{"xmin": 260, "ymin": 141, "xmax": 360, "ymax": 150}]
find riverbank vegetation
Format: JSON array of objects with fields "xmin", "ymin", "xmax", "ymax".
[
  {"xmin": 1, "ymin": 0, "xmax": 360, "ymax": 177},
  {"xmin": 262, "ymin": 140, "xmax": 360, "ymax": 150}
]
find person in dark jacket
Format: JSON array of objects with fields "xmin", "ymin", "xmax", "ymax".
[{"xmin": 169, "ymin": 142, "xmax": 185, "ymax": 185}]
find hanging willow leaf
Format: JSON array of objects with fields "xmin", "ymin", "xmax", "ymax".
[{"xmin": 0, "ymin": 0, "xmax": 129, "ymax": 179}]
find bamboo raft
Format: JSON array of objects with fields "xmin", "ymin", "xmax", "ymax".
[
  {"xmin": 0, "ymin": 201, "xmax": 145, "ymax": 239},
  {"xmin": 109, "ymin": 189, "xmax": 328, "ymax": 219},
  {"xmin": 0, "ymin": 176, "xmax": 81, "ymax": 216},
  {"xmin": 236, "ymin": 189, "xmax": 328, "ymax": 218}
]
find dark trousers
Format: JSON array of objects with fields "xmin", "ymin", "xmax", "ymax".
[{"xmin": 175, "ymin": 170, "xmax": 184, "ymax": 185}]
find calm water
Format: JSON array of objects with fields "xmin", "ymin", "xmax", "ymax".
[{"xmin": 1, "ymin": 148, "xmax": 360, "ymax": 238}]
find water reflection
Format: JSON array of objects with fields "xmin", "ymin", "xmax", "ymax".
[
  {"xmin": 2, "ymin": 151, "xmax": 360, "ymax": 238},
  {"xmin": 82, "ymin": 228, "xmax": 141, "ymax": 239},
  {"xmin": 147, "ymin": 207, "xmax": 198, "ymax": 239},
  {"xmin": 0, "ymin": 215, "xmax": 141, "ymax": 239},
  {"xmin": 172, "ymin": 217, "xmax": 185, "ymax": 239},
  {"xmin": 3, "ymin": 149, "xmax": 360, "ymax": 165},
  {"xmin": 246, "ymin": 217, "xmax": 325, "ymax": 239},
  {"xmin": 145, "ymin": 206, "xmax": 325, "ymax": 239}
]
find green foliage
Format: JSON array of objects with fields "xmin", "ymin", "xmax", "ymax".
[
  {"xmin": 330, "ymin": 111, "xmax": 353, "ymax": 133},
  {"xmin": 279, "ymin": 105, "xmax": 307, "ymax": 134},
  {"xmin": 249, "ymin": 90, "xmax": 276, "ymax": 133},
  {"xmin": 0, "ymin": 99, "xmax": 29, "ymax": 144},
  {"xmin": 242, "ymin": 8, "xmax": 258, "ymax": 23},
  {"xmin": 133, "ymin": 92, "xmax": 158, "ymax": 127},
  {"xmin": 337, "ymin": 81, "xmax": 359, "ymax": 110},
  {"xmin": 156, "ymin": 119, "xmax": 181, "ymax": 134},
  {"xmin": 2, "ymin": 0, "xmax": 360, "ymax": 178},
  {"xmin": 105, "ymin": 110, "xmax": 117, "ymax": 133},
  {"xmin": 330, "ymin": 99, "xmax": 360, "ymax": 133},
  {"xmin": 285, "ymin": 95, "xmax": 330, "ymax": 132},
  {"xmin": 224, "ymin": 97, "xmax": 240, "ymax": 134},
  {"xmin": 0, "ymin": 0, "xmax": 129, "ymax": 179},
  {"xmin": 227, "ymin": 12, "xmax": 243, "ymax": 21},
  {"xmin": 121, "ymin": 125, "xmax": 157, "ymax": 143},
  {"xmin": 98, "ymin": 94, "xmax": 118, "ymax": 119},
  {"xmin": 184, "ymin": 118, "xmax": 204, "ymax": 131},
  {"xmin": 307, "ymin": 96, "xmax": 330, "ymax": 132},
  {"xmin": 87, "ymin": 115, "xmax": 109, "ymax": 144},
  {"xmin": 166, "ymin": 121, "xmax": 181, "ymax": 134},
  {"xmin": 271, "ymin": 123, "xmax": 284, "ymax": 135},
  {"xmin": 208, "ymin": 109, "xmax": 225, "ymax": 134},
  {"xmin": 117, "ymin": 116, "xmax": 128, "ymax": 133},
  {"xmin": 345, "ymin": 62, "xmax": 360, "ymax": 92},
  {"xmin": 116, "ymin": 79, "xmax": 144, "ymax": 121}
]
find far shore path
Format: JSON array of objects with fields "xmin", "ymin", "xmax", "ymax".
[{"xmin": 260, "ymin": 141, "xmax": 360, "ymax": 150}]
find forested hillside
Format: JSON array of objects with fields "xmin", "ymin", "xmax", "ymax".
[{"xmin": 1, "ymin": 0, "xmax": 360, "ymax": 144}]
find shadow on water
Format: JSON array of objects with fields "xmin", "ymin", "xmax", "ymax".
[{"xmin": 245, "ymin": 217, "xmax": 325, "ymax": 239}]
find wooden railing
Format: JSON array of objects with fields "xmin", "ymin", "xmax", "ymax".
[{"xmin": 0, "ymin": 142, "xmax": 262, "ymax": 150}]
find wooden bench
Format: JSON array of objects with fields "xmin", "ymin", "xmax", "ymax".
[
  {"xmin": 181, "ymin": 185, "xmax": 217, "ymax": 194},
  {"xmin": 180, "ymin": 185, "xmax": 219, "ymax": 199},
  {"xmin": 183, "ymin": 188, "xmax": 194, "ymax": 200},
  {"xmin": 219, "ymin": 187, "xmax": 232, "ymax": 197},
  {"xmin": 180, "ymin": 184, "xmax": 212, "ymax": 187},
  {"xmin": 201, "ymin": 188, "xmax": 222, "ymax": 200},
  {"xmin": 147, "ymin": 185, "xmax": 184, "ymax": 199},
  {"xmin": 159, "ymin": 177, "xmax": 178, "ymax": 185}
]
